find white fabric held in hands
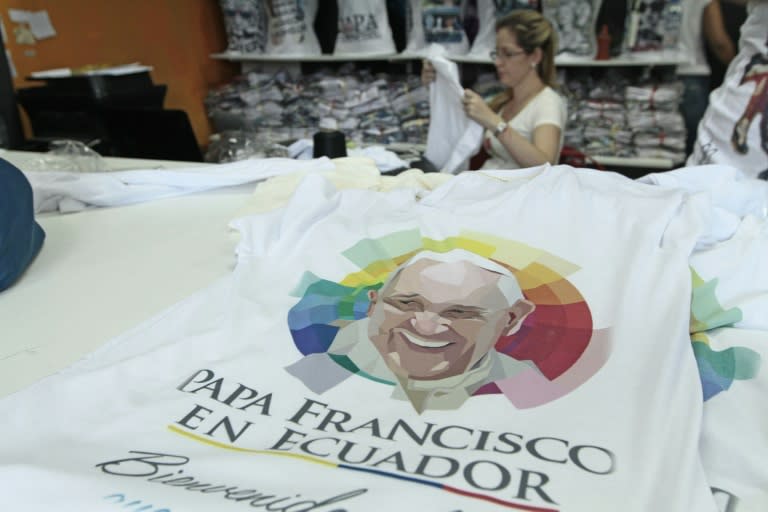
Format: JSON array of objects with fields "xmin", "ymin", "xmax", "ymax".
[{"xmin": 424, "ymin": 46, "xmax": 484, "ymax": 174}]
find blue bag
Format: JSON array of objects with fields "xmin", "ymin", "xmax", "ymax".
[{"xmin": 0, "ymin": 158, "xmax": 45, "ymax": 292}]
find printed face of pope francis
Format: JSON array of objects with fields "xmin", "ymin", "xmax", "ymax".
[{"xmin": 366, "ymin": 253, "xmax": 535, "ymax": 381}]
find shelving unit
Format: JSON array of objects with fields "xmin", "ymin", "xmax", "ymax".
[
  {"xmin": 211, "ymin": 51, "xmax": 685, "ymax": 67},
  {"xmin": 210, "ymin": 52, "xmax": 400, "ymax": 63},
  {"xmin": 209, "ymin": 50, "xmax": 686, "ymax": 172}
]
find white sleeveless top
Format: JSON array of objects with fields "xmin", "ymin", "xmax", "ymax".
[{"xmin": 481, "ymin": 86, "xmax": 567, "ymax": 170}]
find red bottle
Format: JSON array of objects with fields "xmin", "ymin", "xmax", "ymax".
[{"xmin": 597, "ymin": 24, "xmax": 611, "ymax": 60}]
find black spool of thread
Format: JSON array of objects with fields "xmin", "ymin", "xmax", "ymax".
[{"xmin": 313, "ymin": 130, "xmax": 347, "ymax": 159}]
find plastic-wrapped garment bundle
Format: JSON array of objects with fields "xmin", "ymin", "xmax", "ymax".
[
  {"xmin": 624, "ymin": 81, "xmax": 685, "ymax": 143},
  {"xmin": 583, "ymin": 131, "xmax": 634, "ymax": 158},
  {"xmin": 351, "ymin": 95, "xmax": 391, "ymax": 116},
  {"xmin": 584, "ymin": 73, "xmax": 630, "ymax": 101},
  {"xmin": 404, "ymin": 0, "xmax": 469, "ymax": 56},
  {"xmin": 287, "ymin": 127, "xmax": 313, "ymax": 141},
  {"xmin": 626, "ymin": 109, "xmax": 686, "ymax": 133},
  {"xmin": 625, "ymin": 82, "xmax": 684, "ymax": 110},
  {"xmin": 584, "ymin": 140, "xmax": 635, "ymax": 157},
  {"xmin": 401, "ymin": 118, "xmax": 430, "ymax": 143},
  {"xmin": 207, "ymin": 75, "xmax": 287, "ymax": 132},
  {"xmin": 307, "ymin": 77, "xmax": 354, "ymax": 103},
  {"xmin": 359, "ymin": 110, "xmax": 400, "ymax": 131},
  {"xmin": 634, "ymin": 130, "xmax": 686, "ymax": 152},
  {"xmin": 282, "ymin": 101, "xmax": 319, "ymax": 131},
  {"xmin": 387, "ymin": 76, "xmax": 428, "ymax": 99},
  {"xmin": 338, "ymin": 117, "xmax": 361, "ymax": 132},
  {"xmin": 343, "ymin": 83, "xmax": 385, "ymax": 110},
  {"xmin": 579, "ymin": 100, "xmax": 627, "ymax": 124},
  {"xmin": 247, "ymin": 101, "xmax": 284, "ymax": 127},
  {"xmin": 240, "ymin": 85, "xmax": 285, "ymax": 106},
  {"xmin": 634, "ymin": 146, "xmax": 688, "ymax": 162},
  {"xmin": 23, "ymin": 140, "xmax": 108, "ymax": 173},
  {"xmin": 265, "ymin": 0, "xmax": 321, "ymax": 55},
  {"xmin": 586, "ymin": 84, "xmax": 626, "ymax": 102},
  {"xmin": 633, "ymin": 128, "xmax": 688, "ymax": 163},
  {"xmin": 333, "ymin": 0, "xmax": 397, "ymax": 56},
  {"xmin": 363, "ymin": 112, "xmax": 404, "ymax": 135},
  {"xmin": 580, "ymin": 112, "xmax": 626, "ymax": 127},
  {"xmin": 391, "ymin": 85, "xmax": 430, "ymax": 120},
  {"xmin": 219, "ymin": 0, "xmax": 268, "ymax": 53},
  {"xmin": 582, "ymin": 98, "xmax": 626, "ymax": 111},
  {"xmin": 584, "ymin": 124, "xmax": 633, "ymax": 145},
  {"xmin": 204, "ymin": 130, "xmax": 291, "ymax": 163},
  {"xmin": 466, "ymin": 0, "xmax": 539, "ymax": 58},
  {"xmin": 563, "ymin": 130, "xmax": 585, "ymax": 148},
  {"xmin": 362, "ymin": 125, "xmax": 406, "ymax": 145},
  {"xmin": 542, "ymin": 0, "xmax": 602, "ymax": 57},
  {"xmin": 563, "ymin": 117, "xmax": 585, "ymax": 149},
  {"xmin": 625, "ymin": 0, "xmax": 683, "ymax": 52},
  {"xmin": 315, "ymin": 101, "xmax": 351, "ymax": 122}
]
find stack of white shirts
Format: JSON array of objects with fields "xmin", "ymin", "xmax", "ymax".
[{"xmin": 1, "ymin": 164, "xmax": 730, "ymax": 511}]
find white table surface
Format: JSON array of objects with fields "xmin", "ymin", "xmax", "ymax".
[{"xmin": 0, "ymin": 151, "xmax": 253, "ymax": 397}]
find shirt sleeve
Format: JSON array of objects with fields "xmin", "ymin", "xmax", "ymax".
[{"xmin": 531, "ymin": 88, "xmax": 567, "ymax": 130}]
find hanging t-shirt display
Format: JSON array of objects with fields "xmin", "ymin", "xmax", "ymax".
[
  {"xmin": 624, "ymin": 0, "xmax": 683, "ymax": 53},
  {"xmin": 405, "ymin": 0, "xmax": 470, "ymax": 56},
  {"xmin": 333, "ymin": 0, "xmax": 397, "ymax": 56},
  {"xmin": 0, "ymin": 166, "xmax": 723, "ymax": 511},
  {"xmin": 467, "ymin": 0, "xmax": 539, "ymax": 58},
  {"xmin": 542, "ymin": 0, "xmax": 602, "ymax": 58},
  {"xmin": 218, "ymin": 0, "xmax": 268, "ymax": 53},
  {"xmin": 265, "ymin": 0, "xmax": 321, "ymax": 55},
  {"xmin": 688, "ymin": 0, "xmax": 768, "ymax": 179}
]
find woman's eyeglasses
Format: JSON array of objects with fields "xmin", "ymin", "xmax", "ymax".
[{"xmin": 490, "ymin": 49, "xmax": 526, "ymax": 60}]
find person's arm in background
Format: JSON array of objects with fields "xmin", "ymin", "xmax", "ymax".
[
  {"xmin": 462, "ymin": 89, "xmax": 562, "ymax": 166},
  {"xmin": 703, "ymin": 0, "xmax": 737, "ymax": 66}
]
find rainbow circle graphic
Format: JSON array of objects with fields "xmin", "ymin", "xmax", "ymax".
[{"xmin": 287, "ymin": 229, "xmax": 603, "ymax": 406}]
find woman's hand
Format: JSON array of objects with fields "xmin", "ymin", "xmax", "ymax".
[
  {"xmin": 462, "ymin": 89, "xmax": 500, "ymax": 129},
  {"xmin": 421, "ymin": 60, "xmax": 436, "ymax": 85}
]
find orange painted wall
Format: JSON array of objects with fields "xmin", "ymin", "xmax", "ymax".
[{"xmin": 1, "ymin": 0, "xmax": 238, "ymax": 147}]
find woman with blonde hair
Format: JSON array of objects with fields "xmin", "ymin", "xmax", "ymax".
[{"xmin": 423, "ymin": 9, "xmax": 567, "ymax": 169}]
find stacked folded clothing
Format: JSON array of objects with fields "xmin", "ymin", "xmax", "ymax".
[
  {"xmin": 564, "ymin": 72, "xmax": 634, "ymax": 158},
  {"xmin": 563, "ymin": 72, "xmax": 686, "ymax": 163},
  {"xmin": 205, "ymin": 67, "xmax": 430, "ymax": 161},
  {"xmin": 626, "ymin": 82, "xmax": 686, "ymax": 162}
]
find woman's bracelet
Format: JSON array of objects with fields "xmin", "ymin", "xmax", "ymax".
[{"xmin": 493, "ymin": 120, "xmax": 509, "ymax": 138}]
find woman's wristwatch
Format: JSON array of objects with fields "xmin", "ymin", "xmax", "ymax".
[{"xmin": 493, "ymin": 120, "xmax": 508, "ymax": 138}]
